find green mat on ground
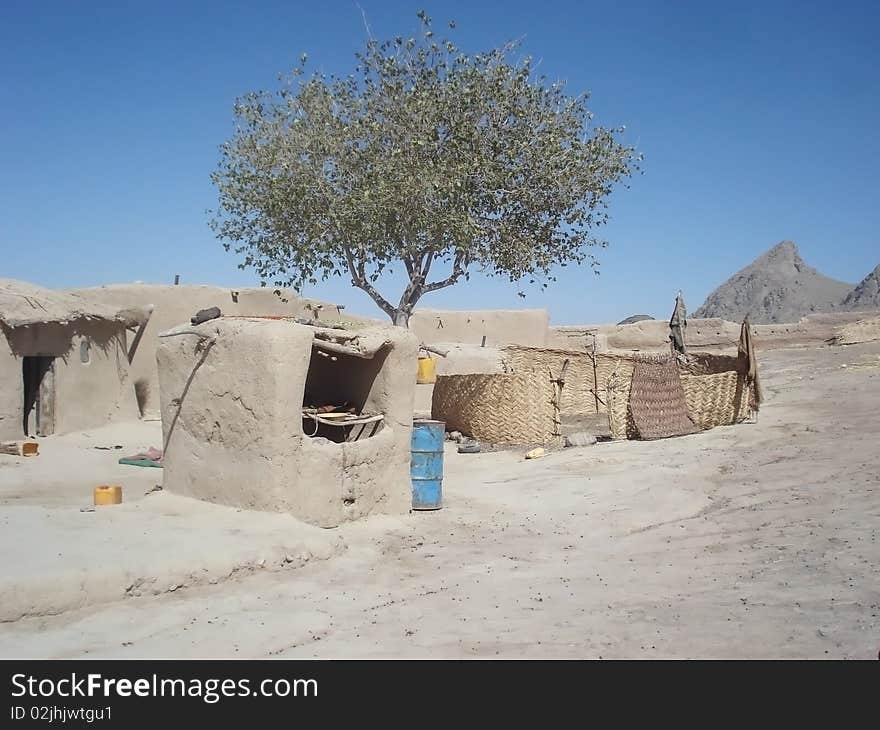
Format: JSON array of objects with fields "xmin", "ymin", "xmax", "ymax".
[{"xmin": 118, "ymin": 457, "xmax": 162, "ymax": 468}]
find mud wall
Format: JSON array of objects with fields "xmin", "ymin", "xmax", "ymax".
[
  {"xmin": 550, "ymin": 312, "xmax": 880, "ymax": 353},
  {"xmin": 72, "ymin": 284, "xmax": 378, "ymax": 417},
  {"xmin": 752, "ymin": 312, "xmax": 873, "ymax": 347},
  {"xmin": 549, "ymin": 318, "xmax": 744, "ymax": 353},
  {"xmin": 0, "ymin": 320, "xmax": 138, "ymax": 439},
  {"xmin": 410, "ymin": 308, "xmax": 549, "ymax": 348},
  {"xmin": 0, "ymin": 336, "xmax": 21, "ymax": 440}
]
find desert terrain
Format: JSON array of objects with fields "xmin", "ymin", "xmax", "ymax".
[{"xmin": 0, "ymin": 341, "xmax": 877, "ymax": 659}]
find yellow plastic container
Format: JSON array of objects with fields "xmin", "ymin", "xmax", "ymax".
[
  {"xmin": 94, "ymin": 485, "xmax": 123, "ymax": 506},
  {"xmin": 417, "ymin": 356, "xmax": 436, "ymax": 384}
]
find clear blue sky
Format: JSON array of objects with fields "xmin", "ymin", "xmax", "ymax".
[{"xmin": 1, "ymin": 0, "xmax": 877, "ymax": 324}]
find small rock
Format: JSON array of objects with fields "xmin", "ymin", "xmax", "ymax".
[
  {"xmin": 564, "ymin": 432, "xmax": 597, "ymax": 448},
  {"xmin": 447, "ymin": 430, "xmax": 463, "ymax": 443},
  {"xmin": 525, "ymin": 447, "xmax": 546, "ymax": 459}
]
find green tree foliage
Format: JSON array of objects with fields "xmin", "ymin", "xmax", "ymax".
[{"xmin": 211, "ymin": 10, "xmax": 641, "ymax": 325}]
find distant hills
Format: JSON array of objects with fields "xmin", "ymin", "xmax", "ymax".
[
  {"xmin": 617, "ymin": 314, "xmax": 655, "ymax": 325},
  {"xmin": 841, "ymin": 264, "xmax": 880, "ymax": 311},
  {"xmin": 693, "ymin": 241, "xmax": 878, "ymax": 324}
]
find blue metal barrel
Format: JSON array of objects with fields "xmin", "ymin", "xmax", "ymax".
[{"xmin": 411, "ymin": 419, "xmax": 444, "ymax": 510}]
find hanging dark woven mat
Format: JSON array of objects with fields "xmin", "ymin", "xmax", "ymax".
[{"xmin": 628, "ymin": 357, "xmax": 699, "ymax": 440}]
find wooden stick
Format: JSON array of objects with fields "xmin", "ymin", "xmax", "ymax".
[
  {"xmin": 550, "ymin": 358, "xmax": 570, "ymax": 437},
  {"xmin": 420, "ymin": 344, "xmax": 449, "ymax": 358},
  {"xmin": 588, "ymin": 334, "xmax": 600, "ymax": 413},
  {"xmin": 304, "ymin": 413, "xmax": 385, "ymax": 427},
  {"xmin": 312, "ymin": 339, "xmax": 381, "ymax": 359}
]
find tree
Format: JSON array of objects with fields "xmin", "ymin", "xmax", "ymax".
[{"xmin": 211, "ymin": 10, "xmax": 641, "ymax": 326}]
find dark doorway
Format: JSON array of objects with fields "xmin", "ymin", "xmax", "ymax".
[{"xmin": 22, "ymin": 356, "xmax": 55, "ymax": 436}]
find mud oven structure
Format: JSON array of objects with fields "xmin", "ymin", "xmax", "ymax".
[{"xmin": 157, "ymin": 318, "xmax": 418, "ymax": 527}]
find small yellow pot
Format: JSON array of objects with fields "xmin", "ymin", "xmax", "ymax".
[
  {"xmin": 417, "ymin": 356, "xmax": 436, "ymax": 384},
  {"xmin": 94, "ymin": 485, "xmax": 123, "ymax": 506}
]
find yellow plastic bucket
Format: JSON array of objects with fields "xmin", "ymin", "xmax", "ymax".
[
  {"xmin": 417, "ymin": 356, "xmax": 436, "ymax": 384},
  {"xmin": 94, "ymin": 485, "xmax": 123, "ymax": 506}
]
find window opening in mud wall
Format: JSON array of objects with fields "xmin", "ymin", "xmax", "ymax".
[
  {"xmin": 301, "ymin": 345, "xmax": 387, "ymax": 443},
  {"xmin": 80, "ymin": 339, "xmax": 91, "ymax": 364}
]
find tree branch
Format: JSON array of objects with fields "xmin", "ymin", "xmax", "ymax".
[
  {"xmin": 420, "ymin": 249, "xmax": 435, "ymax": 278},
  {"xmin": 343, "ymin": 246, "xmax": 396, "ymax": 318},
  {"xmin": 398, "ymin": 268, "xmax": 424, "ymax": 313},
  {"xmin": 422, "ymin": 251, "xmax": 468, "ymax": 294}
]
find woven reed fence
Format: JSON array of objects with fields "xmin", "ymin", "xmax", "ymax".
[
  {"xmin": 432, "ymin": 348, "xmax": 753, "ymax": 445},
  {"xmin": 431, "ymin": 373, "xmax": 557, "ymax": 445},
  {"xmin": 678, "ymin": 352, "xmax": 744, "ymax": 376},
  {"xmin": 503, "ymin": 346, "xmax": 635, "ymax": 416},
  {"xmin": 606, "ymin": 363, "xmax": 637, "ymax": 440},
  {"xmin": 680, "ymin": 371, "xmax": 750, "ymax": 429},
  {"xmin": 503, "ymin": 346, "xmax": 752, "ymax": 441}
]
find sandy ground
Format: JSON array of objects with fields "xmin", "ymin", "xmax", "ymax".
[
  {"xmin": 0, "ymin": 421, "xmax": 342, "ymax": 622},
  {"xmin": 0, "ymin": 343, "xmax": 878, "ymax": 658}
]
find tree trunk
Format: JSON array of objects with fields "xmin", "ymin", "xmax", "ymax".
[{"xmin": 392, "ymin": 309, "xmax": 410, "ymax": 328}]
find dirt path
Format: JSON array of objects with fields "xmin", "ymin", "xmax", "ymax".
[{"xmin": 1, "ymin": 343, "xmax": 878, "ymax": 658}]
